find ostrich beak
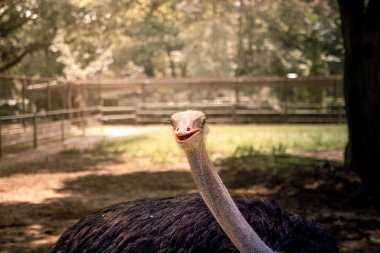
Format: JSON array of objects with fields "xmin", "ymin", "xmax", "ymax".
[{"xmin": 175, "ymin": 128, "xmax": 202, "ymax": 143}]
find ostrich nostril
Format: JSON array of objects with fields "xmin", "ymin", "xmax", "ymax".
[
  {"xmin": 176, "ymin": 128, "xmax": 179, "ymax": 131},
  {"xmin": 186, "ymin": 127, "xmax": 190, "ymax": 131}
]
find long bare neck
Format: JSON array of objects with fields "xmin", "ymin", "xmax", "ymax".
[{"xmin": 185, "ymin": 141, "xmax": 275, "ymax": 253}]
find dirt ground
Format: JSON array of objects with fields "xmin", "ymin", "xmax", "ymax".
[{"xmin": 0, "ymin": 129, "xmax": 379, "ymax": 253}]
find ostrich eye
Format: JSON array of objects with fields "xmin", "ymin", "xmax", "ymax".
[
  {"xmin": 170, "ymin": 119, "xmax": 175, "ymax": 128},
  {"xmin": 200, "ymin": 117, "xmax": 207, "ymax": 127}
]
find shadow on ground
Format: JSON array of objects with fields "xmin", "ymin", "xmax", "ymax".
[
  {"xmin": 0, "ymin": 136, "xmax": 150, "ymax": 177},
  {"xmin": 0, "ymin": 151, "xmax": 379, "ymax": 253}
]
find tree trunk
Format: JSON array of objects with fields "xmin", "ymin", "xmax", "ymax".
[{"xmin": 338, "ymin": 0, "xmax": 380, "ymax": 203}]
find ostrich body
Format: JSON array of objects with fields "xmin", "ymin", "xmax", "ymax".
[{"xmin": 52, "ymin": 110, "xmax": 339, "ymax": 253}]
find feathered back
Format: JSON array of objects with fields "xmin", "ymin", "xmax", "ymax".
[{"xmin": 52, "ymin": 194, "xmax": 339, "ymax": 253}]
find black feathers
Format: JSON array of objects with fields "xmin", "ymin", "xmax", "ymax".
[{"xmin": 51, "ymin": 194, "xmax": 339, "ymax": 253}]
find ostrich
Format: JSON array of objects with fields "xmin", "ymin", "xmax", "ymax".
[{"xmin": 51, "ymin": 110, "xmax": 339, "ymax": 253}]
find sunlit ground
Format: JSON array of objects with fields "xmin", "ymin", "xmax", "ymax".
[
  {"xmin": 84, "ymin": 124, "xmax": 163, "ymax": 137},
  {"xmin": 82, "ymin": 124, "xmax": 347, "ymax": 164}
]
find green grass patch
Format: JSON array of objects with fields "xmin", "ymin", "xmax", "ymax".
[
  {"xmin": 67, "ymin": 124, "xmax": 347, "ymax": 164},
  {"xmin": 62, "ymin": 141, "xmax": 125, "ymax": 161},
  {"xmin": 207, "ymin": 124, "xmax": 347, "ymax": 154}
]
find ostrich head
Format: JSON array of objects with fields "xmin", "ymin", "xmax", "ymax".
[{"xmin": 170, "ymin": 110, "xmax": 208, "ymax": 151}]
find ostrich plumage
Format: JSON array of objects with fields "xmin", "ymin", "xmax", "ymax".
[
  {"xmin": 52, "ymin": 110, "xmax": 339, "ymax": 253},
  {"xmin": 52, "ymin": 194, "xmax": 338, "ymax": 253}
]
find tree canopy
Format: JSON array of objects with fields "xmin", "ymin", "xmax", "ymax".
[{"xmin": 0, "ymin": 0, "xmax": 343, "ymax": 79}]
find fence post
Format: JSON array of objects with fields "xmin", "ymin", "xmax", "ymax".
[
  {"xmin": 234, "ymin": 86, "xmax": 240, "ymax": 123},
  {"xmin": 97, "ymin": 82, "xmax": 102, "ymax": 107},
  {"xmin": 0, "ymin": 119, "xmax": 2, "ymax": 157},
  {"xmin": 140, "ymin": 83, "xmax": 146, "ymax": 104},
  {"xmin": 284, "ymin": 81, "xmax": 289, "ymax": 115},
  {"xmin": 336, "ymin": 78, "xmax": 343, "ymax": 122},
  {"xmin": 66, "ymin": 82, "xmax": 72, "ymax": 120},
  {"xmin": 61, "ymin": 113, "xmax": 65, "ymax": 141},
  {"xmin": 81, "ymin": 109, "xmax": 86, "ymax": 136},
  {"xmin": 22, "ymin": 80, "xmax": 26, "ymax": 127},
  {"xmin": 46, "ymin": 82, "xmax": 51, "ymax": 111},
  {"xmin": 33, "ymin": 113, "xmax": 38, "ymax": 148},
  {"xmin": 187, "ymin": 84, "xmax": 192, "ymax": 103}
]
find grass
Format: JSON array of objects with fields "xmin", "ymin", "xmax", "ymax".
[
  {"xmin": 208, "ymin": 124, "xmax": 347, "ymax": 153},
  {"xmin": 64, "ymin": 124, "xmax": 347, "ymax": 164}
]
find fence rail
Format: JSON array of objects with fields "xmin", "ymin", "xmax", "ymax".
[
  {"xmin": 0, "ymin": 103, "xmax": 346, "ymax": 157},
  {"xmin": 0, "ymin": 75, "xmax": 346, "ymax": 156},
  {"xmin": 0, "ymin": 106, "xmax": 101, "ymax": 157},
  {"xmin": 102, "ymin": 103, "xmax": 346, "ymax": 124}
]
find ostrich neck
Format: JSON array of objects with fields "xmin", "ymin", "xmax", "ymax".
[{"xmin": 185, "ymin": 141, "xmax": 274, "ymax": 253}]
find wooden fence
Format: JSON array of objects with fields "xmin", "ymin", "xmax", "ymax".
[
  {"xmin": 0, "ymin": 74, "xmax": 344, "ymax": 116},
  {"xmin": 101, "ymin": 103, "xmax": 345, "ymax": 124},
  {"xmin": 0, "ymin": 75, "xmax": 346, "ymax": 156},
  {"xmin": 88, "ymin": 76, "xmax": 346, "ymax": 124},
  {"xmin": 0, "ymin": 103, "xmax": 345, "ymax": 157},
  {"xmin": 0, "ymin": 106, "xmax": 101, "ymax": 157}
]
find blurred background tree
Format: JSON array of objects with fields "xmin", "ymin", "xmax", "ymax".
[
  {"xmin": 0, "ymin": 0, "xmax": 344, "ymax": 117},
  {"xmin": 0, "ymin": 0, "xmax": 343, "ymax": 79}
]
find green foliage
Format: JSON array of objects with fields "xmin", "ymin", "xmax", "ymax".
[
  {"xmin": 61, "ymin": 146, "xmax": 83, "ymax": 156},
  {"xmin": 232, "ymin": 143, "xmax": 288, "ymax": 158},
  {"xmin": 1, "ymin": 0, "xmax": 343, "ymax": 79},
  {"xmin": 0, "ymin": 0, "xmax": 58, "ymax": 72},
  {"xmin": 234, "ymin": 145, "xmax": 261, "ymax": 157},
  {"xmin": 271, "ymin": 143, "xmax": 287, "ymax": 156},
  {"xmin": 62, "ymin": 141, "xmax": 124, "ymax": 161}
]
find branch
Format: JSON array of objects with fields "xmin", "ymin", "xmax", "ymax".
[
  {"xmin": 0, "ymin": 41, "xmax": 49, "ymax": 72},
  {"xmin": 0, "ymin": 50, "xmax": 29, "ymax": 72},
  {"xmin": 0, "ymin": 4, "xmax": 11, "ymax": 20},
  {"xmin": 0, "ymin": 18, "xmax": 29, "ymax": 38}
]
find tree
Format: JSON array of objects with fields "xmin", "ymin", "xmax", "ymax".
[
  {"xmin": 233, "ymin": 0, "xmax": 343, "ymax": 77},
  {"xmin": 0, "ymin": 0, "xmax": 57, "ymax": 72},
  {"xmin": 1, "ymin": 0, "xmax": 345, "ymax": 79},
  {"xmin": 338, "ymin": 0, "xmax": 380, "ymax": 202},
  {"xmin": 113, "ymin": 0, "xmax": 187, "ymax": 77},
  {"xmin": 50, "ymin": 1, "xmax": 117, "ymax": 79},
  {"xmin": 181, "ymin": 0, "xmax": 236, "ymax": 77},
  {"xmin": 267, "ymin": 0, "xmax": 343, "ymax": 76}
]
